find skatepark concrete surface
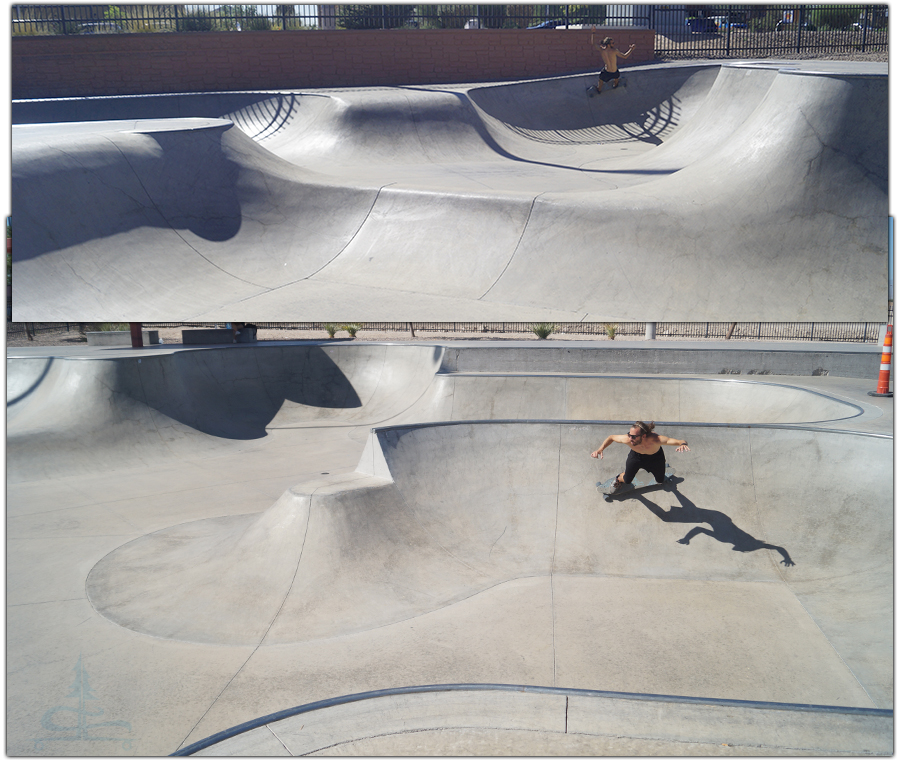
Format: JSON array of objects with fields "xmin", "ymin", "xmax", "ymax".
[
  {"xmin": 6, "ymin": 340, "xmax": 892, "ymax": 756},
  {"xmin": 12, "ymin": 59, "xmax": 887, "ymax": 321}
]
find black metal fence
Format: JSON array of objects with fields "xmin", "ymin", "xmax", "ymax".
[
  {"xmin": 10, "ymin": 4, "xmax": 633, "ymax": 35},
  {"xmin": 6, "ymin": 322, "xmax": 889, "ymax": 344},
  {"xmin": 652, "ymin": 4, "xmax": 888, "ymax": 58},
  {"xmin": 10, "ymin": 5, "xmax": 889, "ymax": 57}
]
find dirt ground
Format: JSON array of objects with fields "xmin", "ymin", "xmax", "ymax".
[{"xmin": 6, "ymin": 325, "xmax": 648, "ymax": 347}]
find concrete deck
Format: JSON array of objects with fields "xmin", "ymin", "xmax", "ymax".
[
  {"xmin": 6, "ymin": 341, "xmax": 892, "ymax": 756},
  {"xmin": 12, "ymin": 59, "xmax": 888, "ymax": 321}
]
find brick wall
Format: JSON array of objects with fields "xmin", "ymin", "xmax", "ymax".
[{"xmin": 12, "ymin": 27, "xmax": 655, "ymax": 99}]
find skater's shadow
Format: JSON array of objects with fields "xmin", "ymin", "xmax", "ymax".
[{"xmin": 638, "ymin": 488, "xmax": 795, "ymax": 567}]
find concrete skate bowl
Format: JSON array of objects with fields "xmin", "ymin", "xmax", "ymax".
[
  {"xmin": 86, "ymin": 422, "xmax": 891, "ymax": 708},
  {"xmin": 12, "ymin": 61, "xmax": 887, "ymax": 320},
  {"xmin": 6, "ymin": 343, "xmax": 865, "ymax": 483},
  {"xmin": 5, "ymin": 344, "xmax": 444, "ymax": 482}
]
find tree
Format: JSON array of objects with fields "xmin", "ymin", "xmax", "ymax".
[
  {"xmin": 807, "ymin": 5, "xmax": 859, "ymax": 30},
  {"xmin": 218, "ymin": 5, "xmax": 273, "ymax": 31},
  {"xmin": 477, "ymin": 4, "xmax": 506, "ymax": 29},
  {"xmin": 338, "ymin": 5, "xmax": 413, "ymax": 30}
]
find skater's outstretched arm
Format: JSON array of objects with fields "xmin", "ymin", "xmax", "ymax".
[
  {"xmin": 591, "ymin": 434, "xmax": 629, "ymax": 459},
  {"xmin": 590, "ymin": 25, "xmax": 611, "ymax": 52},
  {"xmin": 657, "ymin": 435, "xmax": 690, "ymax": 452}
]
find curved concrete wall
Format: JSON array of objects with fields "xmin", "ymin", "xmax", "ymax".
[
  {"xmin": 416, "ymin": 374, "xmax": 861, "ymax": 424},
  {"xmin": 11, "ymin": 62, "xmax": 888, "ymax": 321},
  {"xmin": 6, "ymin": 345, "xmax": 444, "ymax": 481},
  {"xmin": 7, "ymin": 345, "xmax": 863, "ymax": 482}
]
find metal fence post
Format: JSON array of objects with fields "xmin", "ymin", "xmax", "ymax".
[
  {"xmin": 725, "ymin": 9, "xmax": 732, "ymax": 57},
  {"xmin": 862, "ymin": 5, "xmax": 870, "ymax": 51}
]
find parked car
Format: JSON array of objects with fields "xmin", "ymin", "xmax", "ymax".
[
  {"xmin": 528, "ymin": 19, "xmax": 563, "ymax": 29},
  {"xmin": 774, "ymin": 19, "xmax": 817, "ymax": 31},
  {"xmin": 685, "ymin": 16, "xmax": 718, "ymax": 33},
  {"xmin": 77, "ymin": 22, "xmax": 124, "ymax": 34}
]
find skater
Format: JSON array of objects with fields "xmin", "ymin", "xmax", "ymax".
[
  {"xmin": 591, "ymin": 421, "xmax": 689, "ymax": 492},
  {"xmin": 588, "ymin": 27, "xmax": 634, "ymax": 96}
]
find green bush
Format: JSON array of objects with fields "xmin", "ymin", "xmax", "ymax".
[
  {"xmin": 530, "ymin": 322, "xmax": 556, "ymax": 340},
  {"xmin": 180, "ymin": 12, "xmax": 213, "ymax": 31},
  {"xmin": 215, "ymin": 5, "xmax": 272, "ymax": 31},
  {"xmin": 93, "ymin": 323, "xmax": 129, "ymax": 332},
  {"xmin": 749, "ymin": 9, "xmax": 784, "ymax": 32},
  {"xmin": 324, "ymin": 323, "xmax": 338, "ymax": 338},
  {"xmin": 476, "ymin": 4, "xmax": 506, "ymax": 29},
  {"xmin": 569, "ymin": 4, "xmax": 607, "ymax": 25},
  {"xmin": 807, "ymin": 6, "xmax": 858, "ymax": 30},
  {"xmin": 604, "ymin": 323, "xmax": 618, "ymax": 340},
  {"xmin": 341, "ymin": 324, "xmax": 361, "ymax": 338},
  {"xmin": 338, "ymin": 5, "xmax": 413, "ymax": 30}
]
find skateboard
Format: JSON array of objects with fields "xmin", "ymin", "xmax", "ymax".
[
  {"xmin": 597, "ymin": 465, "xmax": 675, "ymax": 500},
  {"xmin": 586, "ymin": 79, "xmax": 625, "ymax": 98}
]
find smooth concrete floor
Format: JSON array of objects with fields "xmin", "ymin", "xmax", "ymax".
[{"xmin": 5, "ymin": 342, "xmax": 892, "ymax": 756}]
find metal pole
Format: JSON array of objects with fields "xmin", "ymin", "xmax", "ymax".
[{"xmin": 862, "ymin": 6, "xmax": 870, "ymax": 51}]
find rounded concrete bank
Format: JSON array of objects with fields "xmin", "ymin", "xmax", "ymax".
[{"xmin": 12, "ymin": 60, "xmax": 888, "ymax": 321}]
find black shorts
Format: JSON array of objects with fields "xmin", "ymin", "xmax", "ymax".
[
  {"xmin": 599, "ymin": 69, "xmax": 620, "ymax": 83},
  {"xmin": 623, "ymin": 447, "xmax": 666, "ymax": 484}
]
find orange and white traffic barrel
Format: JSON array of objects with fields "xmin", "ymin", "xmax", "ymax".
[{"xmin": 868, "ymin": 324, "xmax": 893, "ymax": 397}]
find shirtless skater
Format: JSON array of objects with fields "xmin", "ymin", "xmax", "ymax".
[
  {"xmin": 588, "ymin": 26, "xmax": 634, "ymax": 96},
  {"xmin": 591, "ymin": 421, "xmax": 689, "ymax": 492}
]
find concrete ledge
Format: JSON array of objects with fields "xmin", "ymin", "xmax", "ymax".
[
  {"xmin": 86, "ymin": 330, "xmax": 158, "ymax": 346},
  {"xmin": 182, "ymin": 685, "xmax": 893, "ymax": 756},
  {"xmin": 441, "ymin": 347, "xmax": 880, "ymax": 379},
  {"xmin": 182, "ymin": 328, "xmax": 257, "ymax": 345}
]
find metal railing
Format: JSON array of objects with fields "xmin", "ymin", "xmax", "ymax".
[
  {"xmin": 6, "ymin": 322, "xmax": 888, "ymax": 344},
  {"xmin": 10, "ymin": 4, "xmax": 639, "ymax": 35}
]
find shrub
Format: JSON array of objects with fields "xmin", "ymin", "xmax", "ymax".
[
  {"xmin": 338, "ymin": 5, "xmax": 413, "ymax": 30},
  {"xmin": 569, "ymin": 5, "xmax": 607, "ymax": 25},
  {"xmin": 180, "ymin": 12, "xmax": 213, "ymax": 31},
  {"xmin": 94, "ymin": 323, "xmax": 129, "ymax": 332},
  {"xmin": 807, "ymin": 6, "xmax": 858, "ymax": 30},
  {"xmin": 476, "ymin": 4, "xmax": 507, "ymax": 29},
  {"xmin": 749, "ymin": 9, "xmax": 784, "ymax": 32},
  {"xmin": 530, "ymin": 322, "xmax": 556, "ymax": 339},
  {"xmin": 604, "ymin": 323, "xmax": 618, "ymax": 340},
  {"xmin": 324, "ymin": 323, "xmax": 338, "ymax": 338},
  {"xmin": 341, "ymin": 324, "xmax": 361, "ymax": 338}
]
